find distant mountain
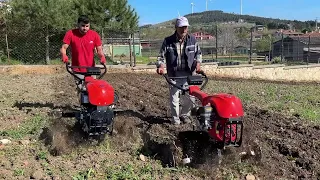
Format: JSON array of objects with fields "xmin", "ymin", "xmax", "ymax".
[{"xmin": 141, "ymin": 10, "xmax": 316, "ymax": 31}]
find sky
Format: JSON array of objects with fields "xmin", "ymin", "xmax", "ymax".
[{"xmin": 127, "ymin": 0, "xmax": 320, "ymax": 26}]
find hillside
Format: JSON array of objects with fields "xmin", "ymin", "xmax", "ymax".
[
  {"xmin": 141, "ymin": 10, "xmax": 316, "ymax": 30},
  {"xmin": 138, "ymin": 10, "xmax": 317, "ymax": 42}
]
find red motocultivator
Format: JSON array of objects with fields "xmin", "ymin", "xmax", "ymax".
[
  {"xmin": 163, "ymin": 70, "xmax": 244, "ymax": 149},
  {"xmin": 62, "ymin": 63, "xmax": 118, "ymax": 140}
]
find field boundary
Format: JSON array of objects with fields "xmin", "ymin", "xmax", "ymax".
[{"xmin": 0, "ymin": 64, "xmax": 319, "ymax": 83}]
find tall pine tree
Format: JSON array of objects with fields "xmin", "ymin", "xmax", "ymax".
[{"xmin": 72, "ymin": 0, "xmax": 139, "ymax": 33}]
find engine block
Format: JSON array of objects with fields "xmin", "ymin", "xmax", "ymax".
[
  {"xmin": 197, "ymin": 105, "xmax": 213, "ymax": 130},
  {"xmin": 78, "ymin": 106, "xmax": 114, "ymax": 136}
]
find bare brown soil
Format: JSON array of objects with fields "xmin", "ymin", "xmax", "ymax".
[{"xmin": 0, "ymin": 69, "xmax": 319, "ymax": 179}]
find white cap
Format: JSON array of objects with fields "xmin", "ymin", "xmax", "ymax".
[{"xmin": 176, "ymin": 16, "xmax": 190, "ymax": 27}]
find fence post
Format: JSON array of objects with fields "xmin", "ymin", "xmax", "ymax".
[
  {"xmin": 231, "ymin": 39, "xmax": 234, "ymax": 60},
  {"xmin": 132, "ymin": 32, "xmax": 136, "ymax": 67},
  {"xmin": 111, "ymin": 37, "xmax": 114, "ymax": 61},
  {"xmin": 268, "ymin": 35, "xmax": 272, "ymax": 61},
  {"xmin": 281, "ymin": 32, "xmax": 284, "ymax": 62},
  {"xmin": 215, "ymin": 24, "xmax": 218, "ymax": 60},
  {"xmin": 45, "ymin": 27, "xmax": 50, "ymax": 65},
  {"xmin": 4, "ymin": 23, "xmax": 10, "ymax": 62},
  {"xmin": 307, "ymin": 35, "xmax": 310, "ymax": 65},
  {"xmin": 249, "ymin": 27, "xmax": 253, "ymax": 64},
  {"xmin": 297, "ymin": 35, "xmax": 300, "ymax": 61},
  {"xmin": 129, "ymin": 34, "xmax": 132, "ymax": 67},
  {"xmin": 5, "ymin": 33, "xmax": 9, "ymax": 61}
]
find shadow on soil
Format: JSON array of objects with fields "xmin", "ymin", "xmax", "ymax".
[
  {"xmin": 114, "ymin": 109, "xmax": 172, "ymax": 124},
  {"xmin": 12, "ymin": 101, "xmax": 77, "ymax": 114}
]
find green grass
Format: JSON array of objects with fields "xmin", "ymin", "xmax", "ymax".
[
  {"xmin": 205, "ymin": 78, "xmax": 320, "ymax": 123},
  {"xmin": 0, "ymin": 58, "xmax": 23, "ymax": 65},
  {"xmin": 0, "ymin": 115, "xmax": 47, "ymax": 139}
]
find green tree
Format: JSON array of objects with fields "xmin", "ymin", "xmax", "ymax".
[
  {"xmin": 8, "ymin": 0, "xmax": 76, "ymax": 64},
  {"xmin": 255, "ymin": 35, "xmax": 274, "ymax": 52},
  {"xmin": 72, "ymin": 0, "xmax": 139, "ymax": 35},
  {"xmin": 0, "ymin": 2, "xmax": 11, "ymax": 61}
]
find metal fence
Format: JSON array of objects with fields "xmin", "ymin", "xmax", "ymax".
[
  {"xmin": 0, "ymin": 23, "xmax": 320, "ymax": 66},
  {"xmin": 0, "ymin": 25, "xmax": 66, "ymax": 64}
]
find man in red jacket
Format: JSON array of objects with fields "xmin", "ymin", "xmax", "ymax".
[{"xmin": 60, "ymin": 15, "xmax": 106, "ymax": 91}]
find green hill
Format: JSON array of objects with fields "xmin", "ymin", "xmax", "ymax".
[
  {"xmin": 138, "ymin": 10, "xmax": 317, "ymax": 48},
  {"xmin": 141, "ymin": 10, "xmax": 316, "ymax": 30}
]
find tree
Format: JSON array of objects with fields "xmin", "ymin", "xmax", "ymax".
[
  {"xmin": 217, "ymin": 25, "xmax": 241, "ymax": 55},
  {"xmin": 0, "ymin": 2, "xmax": 11, "ymax": 61},
  {"xmin": 72, "ymin": 0, "xmax": 139, "ymax": 36},
  {"xmin": 9, "ymin": 0, "xmax": 76, "ymax": 64},
  {"xmin": 255, "ymin": 35, "xmax": 275, "ymax": 52}
]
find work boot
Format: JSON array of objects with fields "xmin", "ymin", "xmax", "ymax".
[
  {"xmin": 180, "ymin": 115, "xmax": 192, "ymax": 124},
  {"xmin": 172, "ymin": 118, "xmax": 181, "ymax": 125}
]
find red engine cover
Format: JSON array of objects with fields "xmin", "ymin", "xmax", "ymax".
[
  {"xmin": 85, "ymin": 79, "xmax": 115, "ymax": 106},
  {"xmin": 205, "ymin": 93, "xmax": 244, "ymax": 118}
]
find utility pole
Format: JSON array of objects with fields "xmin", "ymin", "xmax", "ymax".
[
  {"xmin": 206, "ymin": 0, "xmax": 208, "ymax": 11},
  {"xmin": 215, "ymin": 24, "xmax": 218, "ymax": 60},
  {"xmin": 206, "ymin": 0, "xmax": 212, "ymax": 11},
  {"xmin": 249, "ymin": 27, "xmax": 253, "ymax": 64},
  {"xmin": 191, "ymin": 2, "xmax": 195, "ymax": 14},
  {"xmin": 240, "ymin": 0, "xmax": 243, "ymax": 15}
]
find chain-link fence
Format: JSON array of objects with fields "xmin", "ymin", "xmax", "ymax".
[
  {"xmin": 102, "ymin": 30, "xmax": 141, "ymax": 66},
  {"xmin": 137, "ymin": 26, "xmax": 320, "ymax": 65},
  {"xmin": 0, "ymin": 22, "xmax": 320, "ymax": 66},
  {"xmin": 0, "ymin": 22, "xmax": 136, "ymax": 65},
  {"xmin": 0, "ymin": 24, "xmax": 66, "ymax": 64}
]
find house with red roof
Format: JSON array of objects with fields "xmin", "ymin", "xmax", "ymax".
[{"xmin": 192, "ymin": 31, "xmax": 215, "ymax": 40}]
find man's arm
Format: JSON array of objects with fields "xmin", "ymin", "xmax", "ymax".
[
  {"xmin": 194, "ymin": 41, "xmax": 202, "ymax": 63},
  {"xmin": 156, "ymin": 39, "xmax": 167, "ymax": 68},
  {"xmin": 194, "ymin": 41, "xmax": 202, "ymax": 72},
  {"xmin": 96, "ymin": 45, "xmax": 106, "ymax": 64},
  {"xmin": 60, "ymin": 30, "xmax": 71, "ymax": 63},
  {"xmin": 94, "ymin": 33, "xmax": 106, "ymax": 64},
  {"xmin": 60, "ymin": 44, "xmax": 69, "ymax": 56},
  {"xmin": 60, "ymin": 44, "xmax": 69, "ymax": 63}
]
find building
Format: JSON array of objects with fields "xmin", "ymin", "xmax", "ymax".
[
  {"xmin": 253, "ymin": 25, "xmax": 265, "ymax": 32},
  {"xmin": 103, "ymin": 38, "xmax": 142, "ymax": 57},
  {"xmin": 234, "ymin": 46, "xmax": 249, "ymax": 54},
  {"xmin": 251, "ymin": 32, "xmax": 263, "ymax": 41},
  {"xmin": 272, "ymin": 32, "xmax": 320, "ymax": 63},
  {"xmin": 274, "ymin": 29, "xmax": 304, "ymax": 38},
  {"xmin": 192, "ymin": 31, "xmax": 214, "ymax": 40}
]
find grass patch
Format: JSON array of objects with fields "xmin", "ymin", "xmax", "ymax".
[
  {"xmin": 72, "ymin": 168, "xmax": 95, "ymax": 180},
  {"xmin": 0, "ymin": 115, "xmax": 47, "ymax": 139},
  {"xmin": 217, "ymin": 163, "xmax": 259, "ymax": 180},
  {"xmin": 205, "ymin": 79, "xmax": 320, "ymax": 122},
  {"xmin": 13, "ymin": 168, "xmax": 25, "ymax": 176},
  {"xmin": 104, "ymin": 163, "xmax": 191, "ymax": 180},
  {"xmin": 0, "ymin": 58, "xmax": 23, "ymax": 65}
]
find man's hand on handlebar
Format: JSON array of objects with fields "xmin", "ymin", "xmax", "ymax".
[
  {"xmin": 100, "ymin": 56, "xmax": 106, "ymax": 64},
  {"xmin": 156, "ymin": 64, "xmax": 164, "ymax": 75},
  {"xmin": 62, "ymin": 54, "xmax": 69, "ymax": 64},
  {"xmin": 195, "ymin": 62, "xmax": 201, "ymax": 73}
]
